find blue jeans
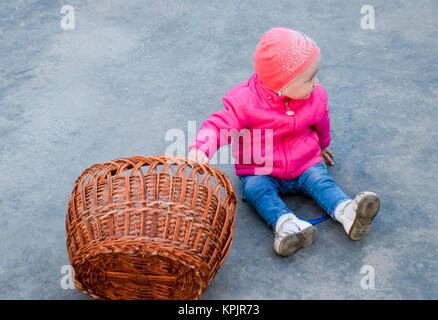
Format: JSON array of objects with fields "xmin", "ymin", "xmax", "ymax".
[{"xmin": 239, "ymin": 162, "xmax": 351, "ymax": 229}]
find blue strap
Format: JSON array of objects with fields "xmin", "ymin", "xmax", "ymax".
[
  {"xmin": 299, "ymin": 214, "xmax": 330, "ymax": 225},
  {"xmin": 241, "ymin": 197, "xmax": 330, "ymax": 225}
]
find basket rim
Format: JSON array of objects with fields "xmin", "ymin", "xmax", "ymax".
[{"xmin": 70, "ymin": 154, "xmax": 235, "ymax": 195}]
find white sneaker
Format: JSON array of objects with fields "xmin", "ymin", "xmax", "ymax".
[
  {"xmin": 273, "ymin": 214, "xmax": 317, "ymax": 257},
  {"xmin": 336, "ymin": 192, "xmax": 380, "ymax": 240}
]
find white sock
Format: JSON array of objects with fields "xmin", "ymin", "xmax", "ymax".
[
  {"xmin": 334, "ymin": 200, "xmax": 351, "ymax": 222},
  {"xmin": 276, "ymin": 214, "xmax": 300, "ymax": 232},
  {"xmin": 282, "ymin": 220, "xmax": 300, "ymax": 232}
]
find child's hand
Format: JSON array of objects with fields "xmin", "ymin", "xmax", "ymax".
[
  {"xmin": 321, "ymin": 148, "xmax": 334, "ymax": 166},
  {"xmin": 188, "ymin": 149, "xmax": 209, "ymax": 164}
]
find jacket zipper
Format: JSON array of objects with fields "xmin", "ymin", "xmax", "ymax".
[
  {"xmin": 283, "ymin": 136, "xmax": 288, "ymax": 178},
  {"xmin": 284, "ymin": 99, "xmax": 295, "ymax": 179}
]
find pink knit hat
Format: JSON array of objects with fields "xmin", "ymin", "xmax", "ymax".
[{"xmin": 254, "ymin": 27, "xmax": 320, "ymax": 94}]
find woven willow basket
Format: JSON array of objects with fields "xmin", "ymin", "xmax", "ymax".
[{"xmin": 66, "ymin": 155, "xmax": 237, "ymax": 300}]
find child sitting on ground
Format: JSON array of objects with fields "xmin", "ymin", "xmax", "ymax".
[{"xmin": 188, "ymin": 27, "xmax": 380, "ymax": 257}]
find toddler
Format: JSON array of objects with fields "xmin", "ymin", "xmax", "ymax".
[{"xmin": 187, "ymin": 27, "xmax": 380, "ymax": 257}]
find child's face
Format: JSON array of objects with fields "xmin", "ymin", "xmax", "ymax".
[{"xmin": 279, "ymin": 52, "xmax": 322, "ymax": 100}]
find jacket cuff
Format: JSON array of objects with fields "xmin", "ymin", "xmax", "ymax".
[
  {"xmin": 319, "ymin": 137, "xmax": 330, "ymax": 150},
  {"xmin": 188, "ymin": 143, "xmax": 211, "ymax": 159}
]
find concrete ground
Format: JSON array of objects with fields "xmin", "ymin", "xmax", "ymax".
[{"xmin": 1, "ymin": 0, "xmax": 437, "ymax": 299}]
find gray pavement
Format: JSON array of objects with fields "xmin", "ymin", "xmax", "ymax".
[{"xmin": 0, "ymin": 0, "xmax": 437, "ymax": 299}]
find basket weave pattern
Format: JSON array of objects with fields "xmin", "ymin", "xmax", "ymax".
[{"xmin": 66, "ymin": 155, "xmax": 237, "ymax": 299}]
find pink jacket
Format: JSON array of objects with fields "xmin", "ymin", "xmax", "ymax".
[{"xmin": 188, "ymin": 73, "xmax": 331, "ymax": 180}]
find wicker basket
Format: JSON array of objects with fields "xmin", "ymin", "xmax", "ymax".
[{"xmin": 65, "ymin": 155, "xmax": 237, "ymax": 300}]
